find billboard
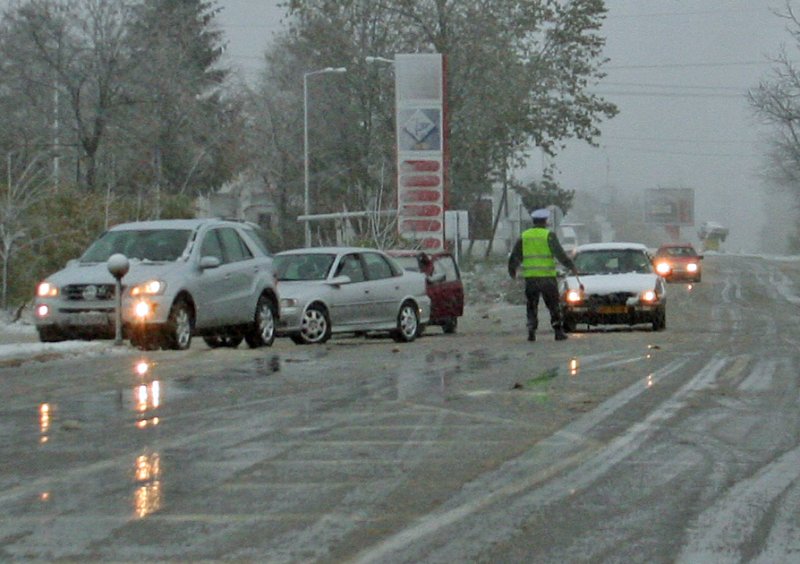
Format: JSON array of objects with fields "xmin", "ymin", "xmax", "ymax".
[
  {"xmin": 395, "ymin": 54, "xmax": 445, "ymax": 249},
  {"xmin": 644, "ymin": 188, "xmax": 694, "ymax": 226}
]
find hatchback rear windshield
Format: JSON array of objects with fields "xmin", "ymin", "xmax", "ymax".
[{"xmin": 80, "ymin": 229, "xmax": 192, "ymax": 263}]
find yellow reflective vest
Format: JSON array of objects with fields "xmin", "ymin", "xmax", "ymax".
[{"xmin": 521, "ymin": 227, "xmax": 557, "ymax": 278}]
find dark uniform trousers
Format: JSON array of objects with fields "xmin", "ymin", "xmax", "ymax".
[{"xmin": 524, "ymin": 277, "xmax": 563, "ymax": 331}]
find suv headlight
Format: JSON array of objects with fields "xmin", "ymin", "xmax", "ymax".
[
  {"xmin": 130, "ymin": 280, "xmax": 166, "ymax": 296},
  {"xmin": 37, "ymin": 281, "xmax": 59, "ymax": 297}
]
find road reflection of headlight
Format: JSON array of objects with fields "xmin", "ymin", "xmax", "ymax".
[
  {"xmin": 133, "ymin": 452, "xmax": 162, "ymax": 519},
  {"xmin": 135, "ymin": 360, "xmax": 150, "ymax": 376},
  {"xmin": 135, "ymin": 380, "xmax": 161, "ymax": 413},
  {"xmin": 39, "ymin": 403, "xmax": 51, "ymax": 443},
  {"xmin": 569, "ymin": 358, "xmax": 579, "ymax": 376}
]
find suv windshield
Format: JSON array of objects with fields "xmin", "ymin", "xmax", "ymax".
[
  {"xmin": 80, "ymin": 229, "xmax": 192, "ymax": 263},
  {"xmin": 575, "ymin": 249, "xmax": 653, "ymax": 275}
]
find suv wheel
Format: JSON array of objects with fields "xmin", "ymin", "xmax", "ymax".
[
  {"xmin": 245, "ymin": 295, "xmax": 276, "ymax": 348},
  {"xmin": 392, "ymin": 301, "xmax": 418, "ymax": 343},
  {"xmin": 164, "ymin": 298, "xmax": 193, "ymax": 350}
]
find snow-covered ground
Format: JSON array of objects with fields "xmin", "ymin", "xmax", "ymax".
[{"xmin": 0, "ymin": 313, "xmax": 127, "ymax": 363}]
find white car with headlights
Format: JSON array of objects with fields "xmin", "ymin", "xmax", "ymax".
[
  {"xmin": 34, "ymin": 219, "xmax": 279, "ymax": 350},
  {"xmin": 559, "ymin": 242, "xmax": 667, "ymax": 332},
  {"xmin": 273, "ymin": 247, "xmax": 431, "ymax": 344}
]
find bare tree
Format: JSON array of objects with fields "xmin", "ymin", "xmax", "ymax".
[
  {"xmin": 0, "ymin": 150, "xmax": 50, "ymax": 307},
  {"xmin": 748, "ymin": 1, "xmax": 800, "ymax": 248},
  {"xmin": 3, "ymin": 0, "xmax": 142, "ymax": 192}
]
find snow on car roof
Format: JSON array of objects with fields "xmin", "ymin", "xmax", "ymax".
[
  {"xmin": 276, "ymin": 246, "xmax": 382, "ymax": 255},
  {"xmin": 110, "ymin": 218, "xmax": 236, "ymax": 231},
  {"xmin": 575, "ymin": 242, "xmax": 649, "ymax": 252}
]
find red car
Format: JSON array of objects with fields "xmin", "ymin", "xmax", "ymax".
[
  {"xmin": 654, "ymin": 243, "xmax": 703, "ymax": 283},
  {"xmin": 387, "ymin": 250, "xmax": 464, "ymax": 333}
]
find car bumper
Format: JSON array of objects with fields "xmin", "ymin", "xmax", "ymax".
[
  {"xmin": 276, "ymin": 306, "xmax": 303, "ymax": 334},
  {"xmin": 34, "ymin": 295, "xmax": 174, "ymax": 335},
  {"xmin": 562, "ymin": 301, "xmax": 662, "ymax": 326},
  {"xmin": 664, "ymin": 270, "xmax": 701, "ymax": 282}
]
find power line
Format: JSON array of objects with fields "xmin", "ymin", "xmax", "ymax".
[
  {"xmin": 602, "ymin": 81, "xmax": 746, "ymax": 92},
  {"xmin": 607, "ymin": 60, "xmax": 773, "ymax": 70},
  {"xmin": 594, "ymin": 90, "xmax": 745, "ymax": 99}
]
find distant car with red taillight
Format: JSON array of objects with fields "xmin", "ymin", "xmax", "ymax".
[
  {"xmin": 387, "ymin": 250, "xmax": 464, "ymax": 334},
  {"xmin": 654, "ymin": 243, "xmax": 703, "ymax": 283}
]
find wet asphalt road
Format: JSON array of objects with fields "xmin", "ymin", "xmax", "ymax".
[{"xmin": 1, "ymin": 253, "xmax": 799, "ymax": 562}]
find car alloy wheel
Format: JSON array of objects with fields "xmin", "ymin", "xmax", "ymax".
[
  {"xmin": 245, "ymin": 295, "xmax": 276, "ymax": 348},
  {"xmin": 165, "ymin": 299, "xmax": 193, "ymax": 350},
  {"xmin": 299, "ymin": 305, "xmax": 331, "ymax": 344},
  {"xmin": 393, "ymin": 301, "xmax": 418, "ymax": 343}
]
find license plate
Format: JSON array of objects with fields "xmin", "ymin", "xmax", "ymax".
[
  {"xmin": 598, "ymin": 305, "xmax": 627, "ymax": 314},
  {"xmin": 68, "ymin": 312, "xmax": 110, "ymax": 326}
]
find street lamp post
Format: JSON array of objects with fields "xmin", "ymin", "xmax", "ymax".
[{"xmin": 303, "ymin": 66, "xmax": 347, "ymax": 247}]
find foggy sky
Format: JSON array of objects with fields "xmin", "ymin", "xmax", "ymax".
[{"xmin": 218, "ymin": 0, "xmax": 795, "ymax": 253}]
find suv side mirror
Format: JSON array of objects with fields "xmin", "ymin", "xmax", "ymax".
[{"xmin": 199, "ymin": 256, "xmax": 221, "ymax": 269}]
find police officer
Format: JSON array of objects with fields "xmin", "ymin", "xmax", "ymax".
[{"xmin": 508, "ymin": 208, "xmax": 577, "ymax": 342}]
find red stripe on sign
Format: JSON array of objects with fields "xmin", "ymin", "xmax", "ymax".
[
  {"xmin": 402, "ymin": 204, "xmax": 441, "ymax": 217},
  {"xmin": 402, "ymin": 219, "xmax": 442, "ymax": 231},
  {"xmin": 401, "ymin": 189, "xmax": 441, "ymax": 202},
  {"xmin": 400, "ymin": 174, "xmax": 441, "ymax": 187},
  {"xmin": 400, "ymin": 160, "xmax": 441, "ymax": 172},
  {"xmin": 420, "ymin": 238, "xmax": 442, "ymax": 249}
]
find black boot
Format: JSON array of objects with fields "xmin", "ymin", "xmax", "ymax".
[
  {"xmin": 554, "ymin": 328, "xmax": 568, "ymax": 341},
  {"xmin": 528, "ymin": 329, "xmax": 536, "ymax": 342}
]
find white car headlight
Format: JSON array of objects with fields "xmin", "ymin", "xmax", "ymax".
[
  {"xmin": 641, "ymin": 289, "xmax": 658, "ymax": 303},
  {"xmin": 565, "ymin": 289, "xmax": 584, "ymax": 303},
  {"xmin": 655, "ymin": 262, "xmax": 671, "ymax": 276},
  {"xmin": 37, "ymin": 281, "xmax": 59, "ymax": 297},
  {"xmin": 130, "ymin": 280, "xmax": 166, "ymax": 297}
]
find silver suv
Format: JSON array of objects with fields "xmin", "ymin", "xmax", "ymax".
[{"xmin": 33, "ymin": 218, "xmax": 279, "ymax": 350}]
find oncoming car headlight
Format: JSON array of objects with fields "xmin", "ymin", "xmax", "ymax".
[
  {"xmin": 130, "ymin": 280, "xmax": 166, "ymax": 297},
  {"xmin": 565, "ymin": 289, "xmax": 583, "ymax": 303},
  {"xmin": 686, "ymin": 262, "xmax": 698, "ymax": 273},
  {"xmin": 655, "ymin": 262, "xmax": 671, "ymax": 276},
  {"xmin": 36, "ymin": 281, "xmax": 59, "ymax": 297},
  {"xmin": 641, "ymin": 289, "xmax": 658, "ymax": 303}
]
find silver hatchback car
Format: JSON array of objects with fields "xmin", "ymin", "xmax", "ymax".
[{"xmin": 33, "ymin": 218, "xmax": 279, "ymax": 350}]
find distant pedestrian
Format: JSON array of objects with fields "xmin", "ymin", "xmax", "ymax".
[{"xmin": 508, "ymin": 208, "xmax": 578, "ymax": 342}]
